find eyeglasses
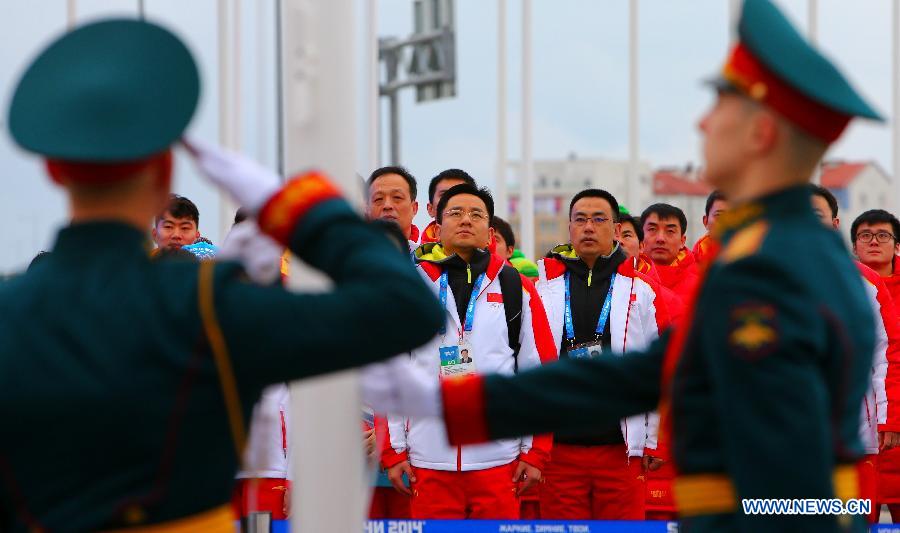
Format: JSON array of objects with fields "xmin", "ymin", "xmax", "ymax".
[
  {"xmin": 571, "ymin": 215, "xmax": 610, "ymax": 227},
  {"xmin": 443, "ymin": 208, "xmax": 487, "ymax": 222},
  {"xmin": 857, "ymin": 231, "xmax": 896, "ymax": 244}
]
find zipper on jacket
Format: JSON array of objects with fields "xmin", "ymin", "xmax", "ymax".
[
  {"xmin": 587, "ymin": 270, "xmax": 592, "ymax": 287},
  {"xmin": 457, "ymin": 446, "xmax": 462, "ymax": 472},
  {"xmin": 467, "ymin": 264, "xmax": 472, "ymax": 284}
]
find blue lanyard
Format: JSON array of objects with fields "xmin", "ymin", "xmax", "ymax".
[
  {"xmin": 564, "ymin": 271, "xmax": 616, "ymax": 344},
  {"xmin": 439, "ymin": 271, "xmax": 486, "ymax": 337}
]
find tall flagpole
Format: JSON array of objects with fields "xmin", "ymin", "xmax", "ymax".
[
  {"xmin": 807, "ymin": 0, "xmax": 818, "ymax": 44},
  {"xmin": 67, "ymin": 0, "xmax": 77, "ymax": 29},
  {"xmin": 256, "ymin": 0, "xmax": 268, "ymax": 163},
  {"xmin": 366, "ymin": 0, "xmax": 380, "ymax": 172},
  {"xmin": 808, "ymin": 0, "xmax": 821, "ymax": 184},
  {"xmin": 628, "ymin": 0, "xmax": 639, "ymax": 211},
  {"xmin": 894, "ymin": 0, "xmax": 900, "ymax": 212},
  {"xmin": 729, "ymin": 0, "xmax": 741, "ymax": 43},
  {"xmin": 495, "ymin": 0, "xmax": 508, "ymax": 218},
  {"xmin": 217, "ymin": 0, "xmax": 235, "ymax": 241},
  {"xmin": 281, "ymin": 1, "xmax": 364, "ymax": 531},
  {"xmin": 521, "ymin": 0, "xmax": 534, "ymax": 259}
]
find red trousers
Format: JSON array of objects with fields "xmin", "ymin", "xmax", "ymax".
[
  {"xmin": 519, "ymin": 489, "xmax": 541, "ymax": 519},
  {"xmin": 369, "ymin": 487, "xmax": 411, "ymax": 519},
  {"xmin": 540, "ymin": 443, "xmax": 645, "ymax": 520},
  {"xmin": 858, "ymin": 454, "xmax": 879, "ymax": 524},
  {"xmin": 645, "ymin": 461, "xmax": 676, "ymax": 520},
  {"xmin": 409, "ymin": 462, "xmax": 520, "ymax": 519},
  {"xmin": 231, "ymin": 478, "xmax": 290, "ymax": 520}
]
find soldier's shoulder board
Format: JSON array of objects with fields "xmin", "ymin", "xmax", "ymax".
[{"xmin": 718, "ymin": 221, "xmax": 769, "ymax": 264}]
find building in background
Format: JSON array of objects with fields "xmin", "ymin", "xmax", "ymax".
[
  {"xmin": 508, "ymin": 157, "xmax": 893, "ymax": 259},
  {"xmin": 651, "ymin": 166, "xmax": 712, "ymax": 246},
  {"xmin": 820, "ymin": 161, "xmax": 893, "ymax": 243},
  {"xmin": 507, "ymin": 153, "xmax": 653, "ymax": 259}
]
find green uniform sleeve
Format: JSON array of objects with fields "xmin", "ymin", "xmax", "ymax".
[
  {"xmin": 476, "ymin": 335, "xmax": 666, "ymax": 441},
  {"xmin": 699, "ymin": 256, "xmax": 837, "ymax": 530},
  {"xmin": 216, "ymin": 198, "xmax": 444, "ymax": 388}
]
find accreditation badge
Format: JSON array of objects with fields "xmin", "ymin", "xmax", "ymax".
[
  {"xmin": 438, "ymin": 340, "xmax": 477, "ymax": 378},
  {"xmin": 567, "ymin": 340, "xmax": 603, "ymax": 360}
]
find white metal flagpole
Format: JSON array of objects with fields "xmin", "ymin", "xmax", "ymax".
[
  {"xmin": 729, "ymin": 0, "xmax": 741, "ymax": 43},
  {"xmin": 280, "ymin": 1, "xmax": 365, "ymax": 531},
  {"xmin": 496, "ymin": 0, "xmax": 508, "ymax": 219},
  {"xmin": 366, "ymin": 0, "xmax": 380, "ymax": 173},
  {"xmin": 521, "ymin": 0, "xmax": 535, "ymax": 260},
  {"xmin": 808, "ymin": 0, "xmax": 822, "ymax": 184},
  {"xmin": 217, "ymin": 0, "xmax": 237, "ymax": 239},
  {"xmin": 894, "ymin": 0, "xmax": 900, "ymax": 212},
  {"xmin": 67, "ymin": 0, "xmax": 77, "ymax": 29},
  {"xmin": 628, "ymin": 0, "xmax": 639, "ymax": 211}
]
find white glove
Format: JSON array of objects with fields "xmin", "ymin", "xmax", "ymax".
[
  {"xmin": 182, "ymin": 137, "xmax": 282, "ymax": 213},
  {"xmin": 360, "ymin": 355, "xmax": 442, "ymax": 418},
  {"xmin": 218, "ymin": 220, "xmax": 284, "ymax": 285}
]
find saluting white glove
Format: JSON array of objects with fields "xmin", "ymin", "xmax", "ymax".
[
  {"xmin": 361, "ymin": 355, "xmax": 442, "ymax": 418},
  {"xmin": 218, "ymin": 220, "xmax": 284, "ymax": 285},
  {"xmin": 182, "ymin": 137, "xmax": 282, "ymax": 213}
]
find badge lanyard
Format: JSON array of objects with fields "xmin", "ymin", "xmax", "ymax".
[
  {"xmin": 564, "ymin": 271, "xmax": 616, "ymax": 347},
  {"xmin": 439, "ymin": 270, "xmax": 487, "ymax": 340}
]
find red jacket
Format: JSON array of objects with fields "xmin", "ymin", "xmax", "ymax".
[
  {"xmin": 418, "ymin": 220, "xmax": 440, "ymax": 245},
  {"xmin": 653, "ymin": 247, "xmax": 700, "ymax": 302},
  {"xmin": 632, "ymin": 253, "xmax": 685, "ymax": 325},
  {"xmin": 691, "ymin": 233, "xmax": 715, "ymax": 266},
  {"xmin": 875, "ymin": 256, "xmax": 900, "ymax": 432}
]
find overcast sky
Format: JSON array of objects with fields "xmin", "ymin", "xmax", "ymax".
[{"xmin": 0, "ymin": 0, "xmax": 893, "ymax": 272}]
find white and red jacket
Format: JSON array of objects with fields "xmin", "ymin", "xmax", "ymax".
[
  {"xmin": 381, "ymin": 246, "xmax": 556, "ymax": 472},
  {"xmin": 238, "ymin": 384, "xmax": 290, "ymax": 479},
  {"xmin": 856, "ymin": 262, "xmax": 900, "ymax": 454},
  {"xmin": 536, "ymin": 245, "xmax": 671, "ymax": 457}
]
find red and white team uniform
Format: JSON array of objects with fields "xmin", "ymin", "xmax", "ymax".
[
  {"xmin": 380, "ymin": 250, "xmax": 556, "ymax": 519},
  {"xmin": 232, "ymin": 384, "xmax": 290, "ymax": 520},
  {"xmin": 865, "ymin": 256, "xmax": 900, "ymax": 519},
  {"xmin": 536, "ymin": 251, "xmax": 670, "ymax": 519}
]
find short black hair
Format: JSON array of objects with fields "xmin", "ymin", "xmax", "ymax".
[
  {"xmin": 641, "ymin": 203, "xmax": 688, "ymax": 235},
  {"xmin": 808, "ymin": 184, "xmax": 839, "ymax": 219},
  {"xmin": 705, "ymin": 190, "xmax": 726, "ymax": 217},
  {"xmin": 851, "ymin": 209, "xmax": 900, "ymax": 245},
  {"xmin": 491, "ymin": 216, "xmax": 516, "ymax": 249},
  {"xmin": 568, "ymin": 189, "xmax": 620, "ymax": 222},
  {"xmin": 618, "ymin": 214, "xmax": 644, "ymax": 243},
  {"xmin": 367, "ymin": 166, "xmax": 418, "ymax": 200},
  {"xmin": 157, "ymin": 194, "xmax": 199, "ymax": 226},
  {"xmin": 428, "ymin": 169, "xmax": 476, "ymax": 205},
  {"xmin": 435, "ymin": 183, "xmax": 494, "ymax": 225}
]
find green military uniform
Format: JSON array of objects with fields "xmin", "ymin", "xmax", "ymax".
[
  {"xmin": 0, "ymin": 19, "xmax": 443, "ymax": 532},
  {"xmin": 438, "ymin": 1, "xmax": 883, "ymax": 531}
]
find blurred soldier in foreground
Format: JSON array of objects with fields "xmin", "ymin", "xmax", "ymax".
[{"xmin": 0, "ymin": 19, "xmax": 442, "ymax": 531}]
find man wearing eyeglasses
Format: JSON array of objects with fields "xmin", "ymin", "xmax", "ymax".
[
  {"xmin": 812, "ymin": 186, "xmax": 900, "ymax": 524},
  {"xmin": 852, "ymin": 209, "xmax": 900, "ymax": 520},
  {"xmin": 379, "ymin": 183, "xmax": 556, "ymax": 519},
  {"xmin": 533, "ymin": 189, "xmax": 671, "ymax": 520},
  {"xmin": 852, "ymin": 210, "xmax": 900, "ymax": 280}
]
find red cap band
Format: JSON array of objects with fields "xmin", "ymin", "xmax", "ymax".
[
  {"xmin": 723, "ymin": 44, "xmax": 851, "ymax": 143},
  {"xmin": 46, "ymin": 150, "xmax": 173, "ymax": 185}
]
